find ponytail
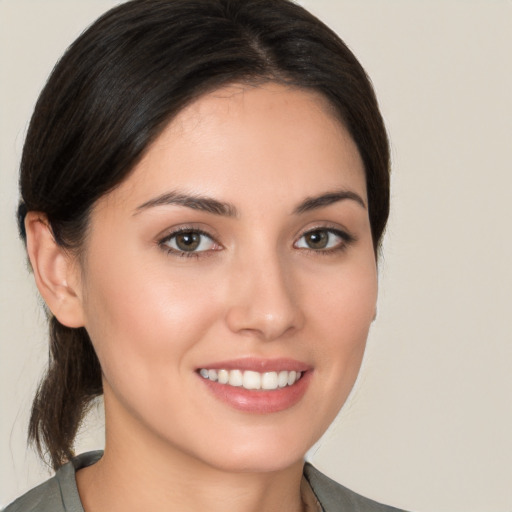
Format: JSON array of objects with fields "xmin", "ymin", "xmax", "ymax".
[{"xmin": 28, "ymin": 318, "xmax": 102, "ymax": 470}]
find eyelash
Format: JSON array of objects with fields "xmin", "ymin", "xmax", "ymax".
[
  {"xmin": 158, "ymin": 227, "xmax": 220, "ymax": 259},
  {"xmin": 158, "ymin": 226, "xmax": 355, "ymax": 259},
  {"xmin": 294, "ymin": 226, "xmax": 355, "ymax": 256}
]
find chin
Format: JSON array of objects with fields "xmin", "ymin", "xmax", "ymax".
[
  {"xmin": 186, "ymin": 424, "xmax": 320, "ymax": 475},
  {"xmin": 205, "ymin": 449, "xmax": 306, "ymax": 475}
]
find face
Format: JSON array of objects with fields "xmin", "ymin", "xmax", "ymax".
[{"xmin": 76, "ymin": 83, "xmax": 377, "ymax": 473}]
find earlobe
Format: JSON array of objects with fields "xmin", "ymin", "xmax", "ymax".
[{"xmin": 25, "ymin": 212, "xmax": 85, "ymax": 328}]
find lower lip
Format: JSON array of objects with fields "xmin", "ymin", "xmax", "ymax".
[{"xmin": 198, "ymin": 371, "xmax": 312, "ymax": 414}]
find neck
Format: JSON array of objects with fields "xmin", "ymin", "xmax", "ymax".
[
  {"xmin": 78, "ymin": 447, "xmax": 305, "ymax": 512},
  {"xmin": 77, "ymin": 398, "xmax": 306, "ymax": 512}
]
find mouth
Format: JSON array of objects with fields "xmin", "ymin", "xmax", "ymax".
[
  {"xmin": 195, "ymin": 359, "xmax": 312, "ymax": 414},
  {"xmin": 198, "ymin": 368, "xmax": 303, "ymax": 390}
]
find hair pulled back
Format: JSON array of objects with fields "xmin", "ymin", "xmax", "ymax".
[{"xmin": 18, "ymin": 0, "xmax": 390, "ymax": 470}]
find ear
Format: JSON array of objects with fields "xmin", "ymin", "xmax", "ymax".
[{"xmin": 25, "ymin": 212, "xmax": 85, "ymax": 328}]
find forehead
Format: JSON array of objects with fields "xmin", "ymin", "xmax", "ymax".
[
  {"xmin": 165, "ymin": 82, "xmax": 341, "ymax": 136},
  {"xmin": 96, "ymin": 83, "xmax": 366, "ymax": 215}
]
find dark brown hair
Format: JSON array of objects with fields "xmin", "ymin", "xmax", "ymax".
[{"xmin": 18, "ymin": 0, "xmax": 390, "ymax": 470}]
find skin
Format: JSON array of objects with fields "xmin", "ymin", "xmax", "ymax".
[{"xmin": 28, "ymin": 83, "xmax": 378, "ymax": 512}]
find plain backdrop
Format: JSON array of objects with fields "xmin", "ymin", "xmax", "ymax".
[{"xmin": 1, "ymin": 1, "xmax": 511, "ymax": 511}]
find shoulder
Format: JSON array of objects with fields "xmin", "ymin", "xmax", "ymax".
[
  {"xmin": 304, "ymin": 463, "xmax": 411, "ymax": 512},
  {"xmin": 3, "ymin": 476, "xmax": 63, "ymax": 512},
  {"xmin": 3, "ymin": 451, "xmax": 103, "ymax": 512}
]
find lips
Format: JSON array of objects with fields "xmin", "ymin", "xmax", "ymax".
[{"xmin": 196, "ymin": 358, "xmax": 312, "ymax": 414}]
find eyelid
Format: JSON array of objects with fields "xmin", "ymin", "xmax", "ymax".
[
  {"xmin": 157, "ymin": 225, "xmax": 223, "ymax": 257},
  {"xmin": 155, "ymin": 221, "xmax": 219, "ymax": 239},
  {"xmin": 156, "ymin": 223, "xmax": 355, "ymax": 258},
  {"xmin": 293, "ymin": 225, "xmax": 356, "ymax": 252},
  {"xmin": 296, "ymin": 223, "xmax": 355, "ymax": 241}
]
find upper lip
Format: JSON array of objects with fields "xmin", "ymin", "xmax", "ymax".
[{"xmin": 196, "ymin": 357, "xmax": 311, "ymax": 373}]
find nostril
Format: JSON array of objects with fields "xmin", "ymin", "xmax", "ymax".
[{"xmin": 225, "ymin": 304, "xmax": 303, "ymax": 341}]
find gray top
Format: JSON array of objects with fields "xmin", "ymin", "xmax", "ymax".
[{"xmin": 4, "ymin": 451, "xmax": 409, "ymax": 512}]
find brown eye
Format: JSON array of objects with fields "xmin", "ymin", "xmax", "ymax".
[
  {"xmin": 175, "ymin": 232, "xmax": 201, "ymax": 251},
  {"xmin": 162, "ymin": 230, "xmax": 216, "ymax": 254},
  {"xmin": 295, "ymin": 228, "xmax": 349, "ymax": 251},
  {"xmin": 304, "ymin": 230, "xmax": 329, "ymax": 249}
]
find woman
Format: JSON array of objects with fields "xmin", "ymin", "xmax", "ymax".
[{"xmin": 6, "ymin": 0, "xmax": 405, "ymax": 511}]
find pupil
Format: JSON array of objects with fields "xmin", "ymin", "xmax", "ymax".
[
  {"xmin": 307, "ymin": 231, "xmax": 328, "ymax": 249},
  {"xmin": 176, "ymin": 232, "xmax": 200, "ymax": 251}
]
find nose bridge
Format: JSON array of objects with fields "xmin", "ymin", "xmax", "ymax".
[{"xmin": 225, "ymin": 240, "xmax": 303, "ymax": 340}]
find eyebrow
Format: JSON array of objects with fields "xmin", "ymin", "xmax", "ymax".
[
  {"xmin": 134, "ymin": 188, "xmax": 365, "ymax": 217},
  {"xmin": 293, "ymin": 189, "xmax": 366, "ymax": 214},
  {"xmin": 134, "ymin": 191, "xmax": 238, "ymax": 217}
]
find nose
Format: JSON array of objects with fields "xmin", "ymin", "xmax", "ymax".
[{"xmin": 224, "ymin": 249, "xmax": 305, "ymax": 341}]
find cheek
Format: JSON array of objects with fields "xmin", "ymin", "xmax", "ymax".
[
  {"xmin": 307, "ymin": 258, "xmax": 378, "ymax": 375},
  {"xmin": 312, "ymin": 253, "xmax": 377, "ymax": 318},
  {"xmin": 80, "ymin": 248, "xmax": 223, "ymax": 389}
]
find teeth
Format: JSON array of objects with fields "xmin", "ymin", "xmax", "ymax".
[
  {"xmin": 199, "ymin": 369, "xmax": 303, "ymax": 390},
  {"xmin": 278, "ymin": 370, "xmax": 289, "ymax": 388},
  {"xmin": 218, "ymin": 369, "xmax": 229, "ymax": 384},
  {"xmin": 261, "ymin": 371, "xmax": 278, "ymax": 390},
  {"xmin": 229, "ymin": 369, "xmax": 243, "ymax": 387},
  {"xmin": 243, "ymin": 370, "xmax": 261, "ymax": 390}
]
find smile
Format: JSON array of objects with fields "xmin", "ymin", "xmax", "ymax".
[{"xmin": 198, "ymin": 369, "xmax": 302, "ymax": 390}]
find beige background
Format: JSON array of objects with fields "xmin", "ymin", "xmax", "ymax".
[{"xmin": 1, "ymin": 1, "xmax": 511, "ymax": 510}]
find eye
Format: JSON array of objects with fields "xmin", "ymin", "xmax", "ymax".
[
  {"xmin": 294, "ymin": 228, "xmax": 350, "ymax": 251},
  {"xmin": 160, "ymin": 229, "xmax": 219, "ymax": 255}
]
